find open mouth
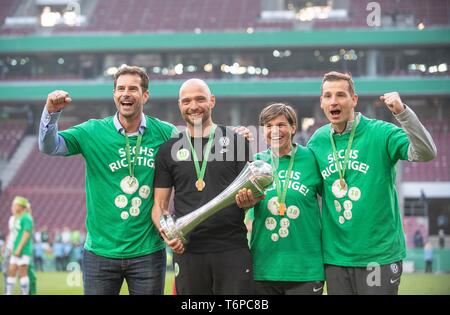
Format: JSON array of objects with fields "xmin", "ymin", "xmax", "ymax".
[
  {"xmin": 120, "ymin": 97, "xmax": 135, "ymax": 107},
  {"xmin": 121, "ymin": 101, "xmax": 133, "ymax": 106},
  {"xmin": 330, "ymin": 109, "xmax": 341, "ymax": 118},
  {"xmin": 270, "ymin": 135, "xmax": 284, "ymax": 144}
]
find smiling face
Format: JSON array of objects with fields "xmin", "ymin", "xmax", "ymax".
[
  {"xmin": 113, "ymin": 73, "xmax": 149, "ymax": 121},
  {"xmin": 178, "ymin": 79, "xmax": 215, "ymax": 128},
  {"xmin": 320, "ymin": 79, "xmax": 358, "ymax": 133},
  {"xmin": 264, "ymin": 114, "xmax": 296, "ymax": 156}
]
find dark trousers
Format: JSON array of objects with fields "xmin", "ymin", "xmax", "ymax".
[
  {"xmin": 174, "ymin": 247, "xmax": 254, "ymax": 295},
  {"xmin": 255, "ymin": 280, "xmax": 324, "ymax": 295},
  {"xmin": 425, "ymin": 260, "xmax": 433, "ymax": 273},
  {"xmin": 82, "ymin": 249, "xmax": 166, "ymax": 295},
  {"xmin": 325, "ymin": 261, "xmax": 403, "ymax": 295}
]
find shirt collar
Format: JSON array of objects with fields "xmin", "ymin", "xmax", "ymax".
[
  {"xmin": 331, "ymin": 112, "xmax": 361, "ymax": 135},
  {"xmin": 113, "ymin": 112, "xmax": 146, "ymax": 135}
]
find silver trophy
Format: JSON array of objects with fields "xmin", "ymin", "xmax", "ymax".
[{"xmin": 160, "ymin": 160, "xmax": 273, "ymax": 243}]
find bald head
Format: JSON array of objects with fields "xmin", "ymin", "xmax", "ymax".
[
  {"xmin": 178, "ymin": 78, "xmax": 215, "ymax": 128},
  {"xmin": 179, "ymin": 78, "xmax": 212, "ymax": 98}
]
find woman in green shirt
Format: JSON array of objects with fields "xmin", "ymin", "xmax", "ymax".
[{"xmin": 247, "ymin": 103, "xmax": 324, "ymax": 294}]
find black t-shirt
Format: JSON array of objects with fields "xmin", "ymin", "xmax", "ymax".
[{"xmin": 154, "ymin": 125, "xmax": 251, "ymax": 253}]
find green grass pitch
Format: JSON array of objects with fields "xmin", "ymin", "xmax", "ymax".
[{"xmin": 1, "ymin": 272, "xmax": 449, "ymax": 295}]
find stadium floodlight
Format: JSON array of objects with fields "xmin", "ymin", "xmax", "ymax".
[
  {"xmin": 438, "ymin": 63, "xmax": 448, "ymax": 73},
  {"xmin": 203, "ymin": 64, "xmax": 213, "ymax": 73},
  {"xmin": 40, "ymin": 6, "xmax": 61, "ymax": 27},
  {"xmin": 63, "ymin": 11, "xmax": 77, "ymax": 26}
]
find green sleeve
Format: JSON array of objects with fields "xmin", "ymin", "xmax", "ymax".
[
  {"xmin": 59, "ymin": 121, "xmax": 91, "ymax": 156},
  {"xmin": 244, "ymin": 208, "xmax": 254, "ymax": 223},
  {"xmin": 385, "ymin": 124, "xmax": 410, "ymax": 163}
]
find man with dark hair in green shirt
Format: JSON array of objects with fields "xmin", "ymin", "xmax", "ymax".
[
  {"xmin": 307, "ymin": 71, "xmax": 436, "ymax": 295},
  {"xmin": 39, "ymin": 65, "xmax": 177, "ymax": 295}
]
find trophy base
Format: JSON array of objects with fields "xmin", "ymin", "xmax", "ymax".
[{"xmin": 160, "ymin": 214, "xmax": 188, "ymax": 243}]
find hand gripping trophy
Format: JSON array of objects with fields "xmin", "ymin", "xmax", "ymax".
[{"xmin": 160, "ymin": 160, "xmax": 273, "ymax": 243}]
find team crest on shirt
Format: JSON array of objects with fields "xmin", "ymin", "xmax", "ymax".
[
  {"xmin": 219, "ymin": 136, "xmax": 230, "ymax": 154},
  {"xmin": 176, "ymin": 148, "xmax": 190, "ymax": 161},
  {"xmin": 219, "ymin": 136, "xmax": 230, "ymax": 147}
]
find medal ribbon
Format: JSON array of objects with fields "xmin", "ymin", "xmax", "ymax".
[
  {"xmin": 329, "ymin": 118, "xmax": 359, "ymax": 187},
  {"xmin": 185, "ymin": 124, "xmax": 217, "ymax": 188},
  {"xmin": 271, "ymin": 145, "xmax": 297, "ymax": 216},
  {"xmin": 125, "ymin": 133, "xmax": 142, "ymax": 178}
]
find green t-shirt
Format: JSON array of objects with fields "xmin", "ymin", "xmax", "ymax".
[
  {"xmin": 250, "ymin": 146, "xmax": 324, "ymax": 281},
  {"xmin": 307, "ymin": 114, "xmax": 409, "ymax": 266},
  {"xmin": 60, "ymin": 115, "xmax": 176, "ymax": 258},
  {"xmin": 13, "ymin": 212, "xmax": 33, "ymax": 256}
]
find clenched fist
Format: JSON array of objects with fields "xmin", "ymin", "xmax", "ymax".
[
  {"xmin": 46, "ymin": 90, "xmax": 72, "ymax": 113},
  {"xmin": 379, "ymin": 92, "xmax": 405, "ymax": 115}
]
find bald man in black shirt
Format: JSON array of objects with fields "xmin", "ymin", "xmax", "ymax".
[{"xmin": 152, "ymin": 79, "xmax": 256, "ymax": 295}]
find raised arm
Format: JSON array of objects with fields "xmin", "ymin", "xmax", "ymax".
[
  {"xmin": 38, "ymin": 90, "xmax": 72, "ymax": 156},
  {"xmin": 380, "ymin": 92, "xmax": 437, "ymax": 162}
]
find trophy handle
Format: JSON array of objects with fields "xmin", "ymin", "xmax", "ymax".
[
  {"xmin": 248, "ymin": 162, "xmax": 268, "ymax": 197},
  {"xmin": 159, "ymin": 214, "xmax": 188, "ymax": 244},
  {"xmin": 159, "ymin": 160, "xmax": 273, "ymax": 243}
]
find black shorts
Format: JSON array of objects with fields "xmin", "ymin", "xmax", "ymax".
[
  {"xmin": 255, "ymin": 280, "xmax": 324, "ymax": 295},
  {"xmin": 174, "ymin": 247, "xmax": 254, "ymax": 295},
  {"xmin": 325, "ymin": 261, "xmax": 402, "ymax": 295}
]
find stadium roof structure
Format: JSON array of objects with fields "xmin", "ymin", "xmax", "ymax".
[{"xmin": 1, "ymin": 28, "xmax": 450, "ymax": 53}]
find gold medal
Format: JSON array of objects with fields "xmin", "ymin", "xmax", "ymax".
[
  {"xmin": 195, "ymin": 179, "xmax": 205, "ymax": 191},
  {"xmin": 340, "ymin": 179, "xmax": 347, "ymax": 190},
  {"xmin": 267, "ymin": 197, "xmax": 280, "ymax": 215},
  {"xmin": 332, "ymin": 179, "xmax": 348, "ymax": 199},
  {"xmin": 279, "ymin": 203, "xmax": 286, "ymax": 216}
]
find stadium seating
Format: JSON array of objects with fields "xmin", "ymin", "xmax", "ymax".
[
  {"xmin": 402, "ymin": 119, "xmax": 449, "ymax": 181},
  {"xmin": 1, "ymin": 0, "xmax": 448, "ymax": 36},
  {"xmin": 48, "ymin": 0, "xmax": 291, "ymax": 34},
  {"xmin": 314, "ymin": 0, "xmax": 450, "ymax": 29},
  {"xmin": 0, "ymin": 119, "xmax": 87, "ymax": 233},
  {"xmin": 0, "ymin": 119, "xmax": 28, "ymax": 160},
  {"xmin": 0, "ymin": 0, "xmax": 19, "ymax": 26}
]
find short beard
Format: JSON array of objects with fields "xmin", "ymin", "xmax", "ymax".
[{"xmin": 185, "ymin": 113, "xmax": 209, "ymax": 127}]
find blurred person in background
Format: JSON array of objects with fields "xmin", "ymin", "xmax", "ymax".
[
  {"xmin": 438, "ymin": 229, "xmax": 445, "ymax": 249},
  {"xmin": 2, "ymin": 198, "xmax": 19, "ymax": 293},
  {"xmin": 424, "ymin": 241, "xmax": 433, "ymax": 273},
  {"xmin": 5, "ymin": 196, "xmax": 34, "ymax": 295},
  {"xmin": 25, "ymin": 204, "xmax": 37, "ymax": 295}
]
